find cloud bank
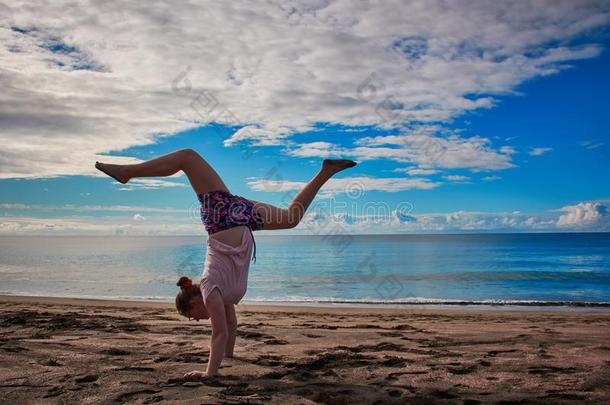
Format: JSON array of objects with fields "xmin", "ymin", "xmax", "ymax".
[
  {"xmin": 1, "ymin": 0, "xmax": 609, "ymax": 178},
  {"xmin": 556, "ymin": 201, "xmax": 610, "ymax": 229},
  {"xmin": 2, "ymin": 199, "xmax": 608, "ymax": 235}
]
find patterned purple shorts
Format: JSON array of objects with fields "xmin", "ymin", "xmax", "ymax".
[{"xmin": 198, "ymin": 189, "xmax": 264, "ymax": 235}]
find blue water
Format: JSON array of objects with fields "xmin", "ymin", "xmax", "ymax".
[{"xmin": 1, "ymin": 233, "xmax": 609, "ymax": 308}]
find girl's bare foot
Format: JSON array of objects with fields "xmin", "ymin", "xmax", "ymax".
[
  {"xmin": 322, "ymin": 159, "xmax": 357, "ymax": 175},
  {"xmin": 95, "ymin": 162, "xmax": 130, "ymax": 184}
]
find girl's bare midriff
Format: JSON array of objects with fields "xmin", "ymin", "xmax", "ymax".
[{"xmin": 208, "ymin": 225, "xmax": 248, "ymax": 248}]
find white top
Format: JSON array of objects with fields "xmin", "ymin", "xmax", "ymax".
[{"xmin": 200, "ymin": 226, "xmax": 254, "ymax": 305}]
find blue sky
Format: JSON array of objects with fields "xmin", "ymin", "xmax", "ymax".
[{"xmin": 1, "ymin": 1, "xmax": 609, "ymax": 234}]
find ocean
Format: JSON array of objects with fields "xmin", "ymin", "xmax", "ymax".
[{"xmin": 1, "ymin": 233, "xmax": 609, "ymax": 309}]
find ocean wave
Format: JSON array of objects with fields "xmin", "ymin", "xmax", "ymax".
[
  {"xmin": 3, "ymin": 291, "xmax": 609, "ymax": 309},
  {"xmin": 243, "ymin": 296, "xmax": 610, "ymax": 307}
]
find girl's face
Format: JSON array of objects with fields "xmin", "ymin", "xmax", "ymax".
[{"xmin": 186, "ymin": 296, "xmax": 209, "ymax": 321}]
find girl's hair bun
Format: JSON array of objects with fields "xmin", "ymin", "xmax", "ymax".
[{"xmin": 177, "ymin": 276, "xmax": 193, "ymax": 289}]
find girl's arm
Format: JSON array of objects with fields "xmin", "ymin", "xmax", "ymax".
[
  {"xmin": 224, "ymin": 304, "xmax": 238, "ymax": 357},
  {"xmin": 205, "ymin": 289, "xmax": 228, "ymax": 376}
]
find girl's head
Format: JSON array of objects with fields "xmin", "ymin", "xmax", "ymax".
[{"xmin": 175, "ymin": 276, "xmax": 209, "ymax": 320}]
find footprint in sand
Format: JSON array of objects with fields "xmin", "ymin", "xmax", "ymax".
[
  {"xmin": 1, "ymin": 345, "xmax": 28, "ymax": 353},
  {"xmin": 173, "ymin": 350, "xmax": 209, "ymax": 363},
  {"xmin": 352, "ymin": 324, "xmax": 380, "ymax": 329},
  {"xmin": 75, "ymin": 374, "xmax": 98, "ymax": 383},
  {"xmin": 41, "ymin": 358, "xmax": 62, "ymax": 367},
  {"xmin": 381, "ymin": 356, "xmax": 409, "ymax": 367},
  {"xmin": 447, "ymin": 364, "xmax": 478, "ymax": 375},
  {"xmin": 238, "ymin": 330, "xmax": 280, "ymax": 341},
  {"xmin": 115, "ymin": 389, "xmax": 162, "ymax": 403},
  {"xmin": 485, "ymin": 349, "xmax": 518, "ymax": 357},
  {"xmin": 292, "ymin": 350, "xmax": 372, "ymax": 370},
  {"xmin": 114, "ymin": 366, "xmax": 155, "ymax": 372},
  {"xmin": 43, "ymin": 386, "xmax": 64, "ymax": 398},
  {"xmin": 292, "ymin": 369, "xmax": 316, "ymax": 381},
  {"xmin": 387, "ymin": 389, "xmax": 403, "ymax": 398},
  {"xmin": 392, "ymin": 324, "xmax": 419, "ymax": 331},
  {"xmin": 253, "ymin": 355, "xmax": 283, "ymax": 367},
  {"xmin": 311, "ymin": 388, "xmax": 359, "ymax": 404},
  {"xmin": 527, "ymin": 366, "xmax": 577, "ymax": 375},
  {"xmin": 166, "ymin": 375, "xmax": 226, "ymax": 387},
  {"xmin": 378, "ymin": 331, "xmax": 403, "ymax": 337},
  {"xmin": 337, "ymin": 342, "xmax": 403, "ymax": 353},
  {"xmin": 101, "ymin": 348, "xmax": 130, "ymax": 356},
  {"xmin": 263, "ymin": 338, "xmax": 288, "ymax": 345},
  {"xmin": 260, "ymin": 370, "xmax": 285, "ymax": 380},
  {"xmin": 219, "ymin": 382, "xmax": 256, "ymax": 396}
]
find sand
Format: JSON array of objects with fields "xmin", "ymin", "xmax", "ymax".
[{"xmin": 1, "ymin": 296, "xmax": 609, "ymax": 404}]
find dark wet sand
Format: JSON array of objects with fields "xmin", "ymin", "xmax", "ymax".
[{"xmin": 1, "ymin": 296, "xmax": 609, "ymax": 404}]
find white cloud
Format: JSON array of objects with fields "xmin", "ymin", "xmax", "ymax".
[
  {"xmin": 1, "ymin": 1, "xmax": 608, "ymax": 178},
  {"xmin": 0, "ymin": 214, "xmax": 202, "ymax": 235},
  {"xmin": 2, "ymin": 198, "xmax": 608, "ymax": 235},
  {"xmin": 297, "ymin": 199, "xmax": 610, "ymax": 233},
  {"xmin": 394, "ymin": 167, "xmax": 439, "ymax": 176},
  {"xmin": 482, "ymin": 175, "xmax": 502, "ymax": 181},
  {"xmin": 291, "ymin": 207, "xmax": 569, "ymax": 234},
  {"xmin": 529, "ymin": 147, "xmax": 553, "ymax": 156},
  {"xmin": 224, "ymin": 125, "xmax": 311, "ymax": 147},
  {"xmin": 578, "ymin": 140, "xmax": 604, "ymax": 149},
  {"xmin": 288, "ymin": 127, "xmax": 518, "ymax": 171},
  {"xmin": 117, "ymin": 179, "xmax": 188, "ymax": 191},
  {"xmin": 442, "ymin": 175, "xmax": 471, "ymax": 182},
  {"xmin": 500, "ymin": 146, "xmax": 517, "ymax": 155},
  {"xmin": 296, "ymin": 200, "xmax": 608, "ymax": 234},
  {"xmin": 286, "ymin": 141, "xmax": 343, "ymax": 158},
  {"xmin": 351, "ymin": 129, "xmax": 516, "ymax": 171},
  {"xmin": 248, "ymin": 175, "xmax": 440, "ymax": 194},
  {"xmin": 556, "ymin": 201, "xmax": 609, "ymax": 228}
]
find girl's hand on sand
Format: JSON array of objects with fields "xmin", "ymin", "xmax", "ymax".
[{"xmin": 183, "ymin": 370, "xmax": 208, "ymax": 380}]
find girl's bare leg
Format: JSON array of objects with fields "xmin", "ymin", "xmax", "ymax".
[
  {"xmin": 95, "ymin": 149, "xmax": 248, "ymax": 246},
  {"xmin": 95, "ymin": 149, "xmax": 228, "ymax": 195},
  {"xmin": 252, "ymin": 159, "xmax": 356, "ymax": 230}
]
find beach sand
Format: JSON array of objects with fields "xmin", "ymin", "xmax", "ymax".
[{"xmin": 1, "ymin": 296, "xmax": 609, "ymax": 404}]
